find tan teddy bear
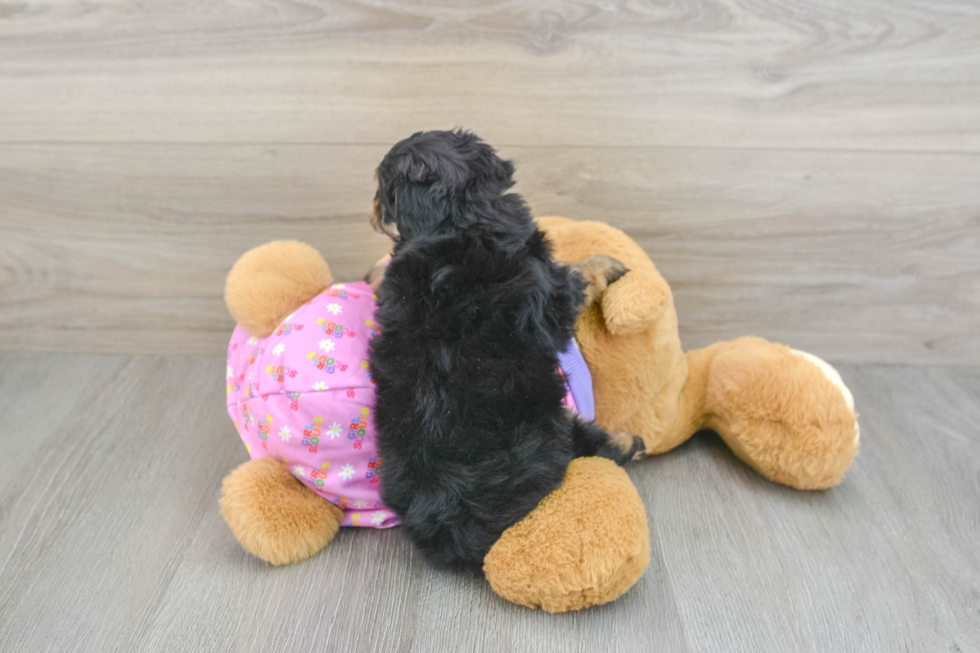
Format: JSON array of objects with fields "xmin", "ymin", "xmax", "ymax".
[
  {"xmin": 219, "ymin": 217, "xmax": 858, "ymax": 614},
  {"xmin": 536, "ymin": 216, "xmax": 860, "ymax": 489}
]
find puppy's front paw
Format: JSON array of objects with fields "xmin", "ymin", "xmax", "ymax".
[
  {"xmin": 591, "ymin": 255, "xmax": 629, "ymax": 285},
  {"xmin": 629, "ymin": 435, "xmax": 647, "ymax": 462},
  {"xmin": 577, "ymin": 255, "xmax": 629, "ymax": 307},
  {"xmin": 364, "ymin": 264, "xmax": 387, "ymax": 291}
]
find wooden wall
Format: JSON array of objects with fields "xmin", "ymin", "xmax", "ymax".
[{"xmin": 1, "ymin": 0, "xmax": 978, "ymax": 364}]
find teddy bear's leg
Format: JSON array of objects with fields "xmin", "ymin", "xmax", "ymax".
[
  {"xmin": 692, "ymin": 337, "xmax": 860, "ymax": 490},
  {"xmin": 225, "ymin": 241, "xmax": 333, "ymax": 337},
  {"xmin": 220, "ymin": 457, "xmax": 345, "ymax": 565},
  {"xmin": 483, "ymin": 457, "xmax": 650, "ymax": 613}
]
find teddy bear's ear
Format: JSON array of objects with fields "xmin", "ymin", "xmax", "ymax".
[
  {"xmin": 225, "ymin": 241, "xmax": 333, "ymax": 337},
  {"xmin": 600, "ymin": 269, "xmax": 671, "ymax": 336}
]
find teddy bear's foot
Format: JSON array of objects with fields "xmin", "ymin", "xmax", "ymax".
[
  {"xmin": 700, "ymin": 337, "xmax": 860, "ymax": 490},
  {"xmin": 225, "ymin": 241, "xmax": 333, "ymax": 337},
  {"xmin": 483, "ymin": 457, "xmax": 650, "ymax": 613},
  {"xmin": 787, "ymin": 347, "xmax": 859, "ymax": 444},
  {"xmin": 220, "ymin": 457, "xmax": 344, "ymax": 565}
]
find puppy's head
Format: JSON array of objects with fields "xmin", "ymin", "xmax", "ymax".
[{"xmin": 371, "ymin": 129, "xmax": 515, "ymax": 241}]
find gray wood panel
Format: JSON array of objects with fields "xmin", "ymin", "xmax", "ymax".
[
  {"xmin": 1, "ymin": 352, "xmax": 978, "ymax": 652},
  {"xmin": 2, "ymin": 144, "xmax": 977, "ymax": 364},
  {"xmin": 2, "ymin": 1, "xmax": 978, "ymax": 650},
  {"xmin": 637, "ymin": 363, "xmax": 980, "ymax": 651},
  {"xmin": 0, "ymin": 0, "xmax": 978, "ymax": 151}
]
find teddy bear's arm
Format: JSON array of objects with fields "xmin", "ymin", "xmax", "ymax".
[
  {"xmin": 537, "ymin": 217, "xmax": 671, "ymax": 337},
  {"xmin": 600, "ymin": 268, "xmax": 671, "ymax": 336}
]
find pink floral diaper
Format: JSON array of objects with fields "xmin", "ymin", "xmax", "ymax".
[
  {"xmin": 226, "ymin": 282, "xmax": 399, "ymax": 528},
  {"xmin": 226, "ymin": 280, "xmax": 594, "ymax": 530}
]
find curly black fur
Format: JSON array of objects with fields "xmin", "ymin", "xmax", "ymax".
[{"xmin": 369, "ymin": 130, "xmax": 639, "ymax": 575}]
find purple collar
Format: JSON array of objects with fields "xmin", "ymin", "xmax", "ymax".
[{"xmin": 556, "ymin": 339, "xmax": 595, "ymax": 421}]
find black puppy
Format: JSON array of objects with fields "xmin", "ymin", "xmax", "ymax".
[{"xmin": 369, "ymin": 130, "xmax": 643, "ymax": 574}]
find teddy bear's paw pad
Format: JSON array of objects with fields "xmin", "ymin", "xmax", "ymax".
[
  {"xmin": 789, "ymin": 348, "xmax": 859, "ymax": 444},
  {"xmin": 483, "ymin": 457, "xmax": 650, "ymax": 613},
  {"xmin": 220, "ymin": 457, "xmax": 343, "ymax": 566}
]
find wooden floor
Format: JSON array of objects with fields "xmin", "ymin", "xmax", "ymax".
[
  {"xmin": 0, "ymin": 352, "xmax": 977, "ymax": 652},
  {"xmin": 2, "ymin": 0, "xmax": 979, "ymax": 650}
]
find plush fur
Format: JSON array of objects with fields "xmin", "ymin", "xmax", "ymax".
[
  {"xmin": 225, "ymin": 241, "xmax": 333, "ymax": 337},
  {"xmin": 538, "ymin": 216, "xmax": 860, "ymax": 489},
  {"xmin": 217, "ymin": 214, "xmax": 858, "ymax": 612},
  {"xmin": 483, "ymin": 457, "xmax": 650, "ymax": 612},
  {"xmin": 220, "ymin": 457, "xmax": 344, "ymax": 566},
  {"xmin": 369, "ymin": 130, "xmax": 641, "ymax": 574}
]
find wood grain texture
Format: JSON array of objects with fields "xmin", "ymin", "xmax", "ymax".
[
  {"xmin": 2, "ymin": 143, "xmax": 977, "ymax": 364},
  {"xmin": 2, "ymin": 1, "xmax": 977, "ymax": 649},
  {"xmin": 2, "ymin": 0, "xmax": 978, "ymax": 363},
  {"xmin": 637, "ymin": 362, "xmax": 980, "ymax": 652},
  {"xmin": 0, "ymin": 0, "xmax": 978, "ymax": 151},
  {"xmin": 0, "ymin": 354, "xmax": 977, "ymax": 652},
  {"xmin": 0, "ymin": 143, "xmax": 391, "ymax": 355}
]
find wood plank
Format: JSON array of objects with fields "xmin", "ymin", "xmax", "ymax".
[
  {"xmin": 0, "ymin": 143, "xmax": 391, "ymax": 355},
  {"xmin": 0, "ymin": 353, "xmax": 244, "ymax": 651},
  {"xmin": 1, "ymin": 143, "xmax": 977, "ymax": 364},
  {"xmin": 516, "ymin": 146, "xmax": 980, "ymax": 365},
  {"xmin": 1, "ymin": 354, "xmax": 978, "ymax": 651},
  {"xmin": 0, "ymin": 0, "xmax": 978, "ymax": 150}
]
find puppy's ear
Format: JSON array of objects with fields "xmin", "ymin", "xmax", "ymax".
[{"xmin": 391, "ymin": 180, "xmax": 459, "ymax": 241}]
